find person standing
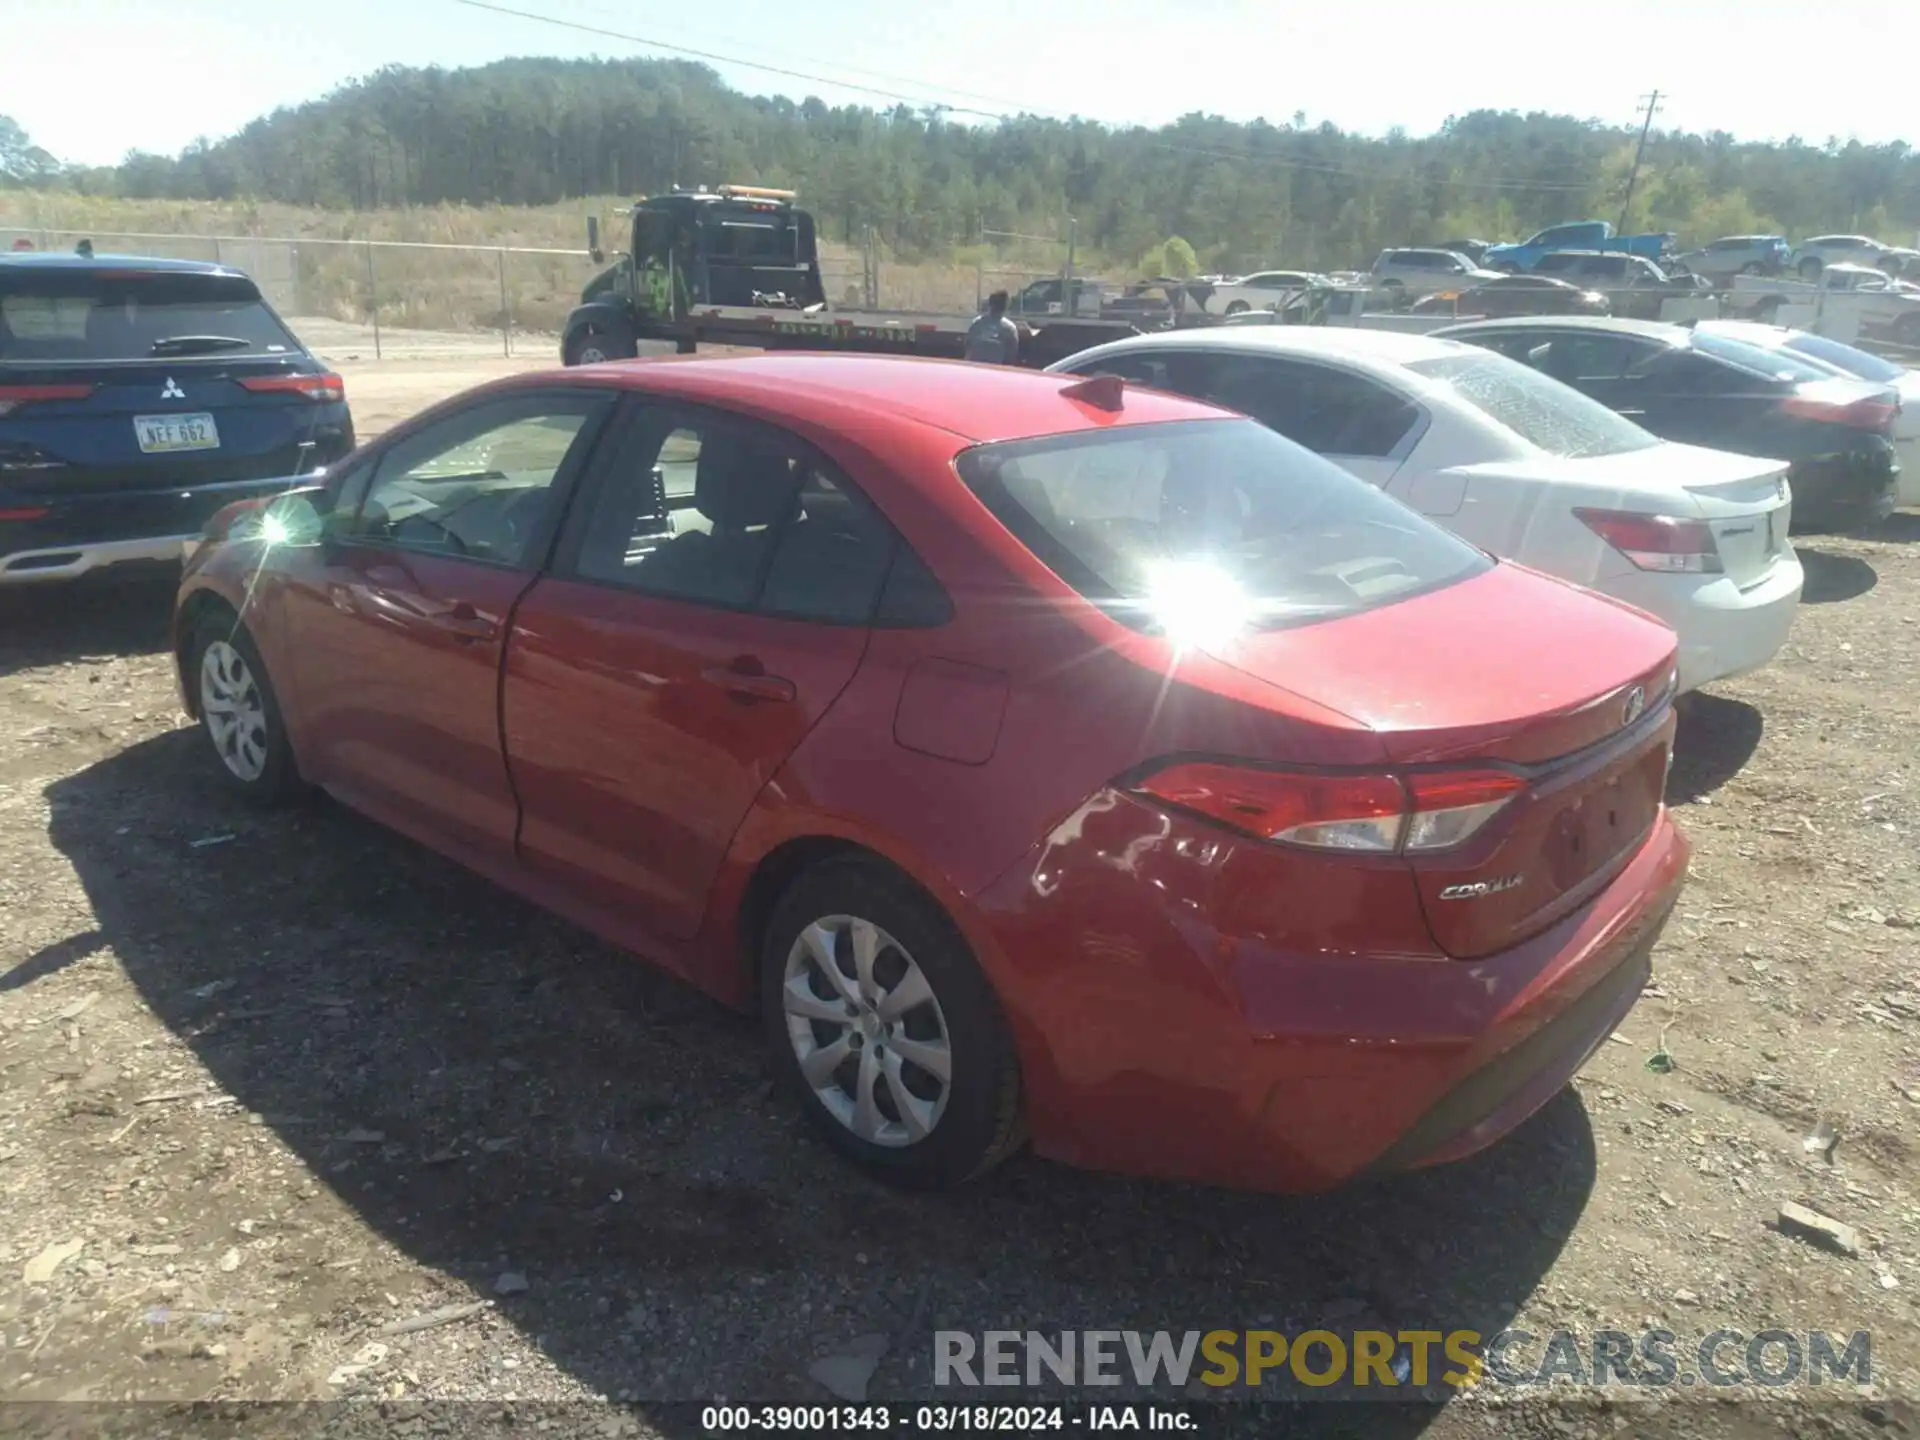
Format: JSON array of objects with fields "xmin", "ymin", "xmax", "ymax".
[{"xmin": 964, "ymin": 290, "xmax": 1021, "ymax": 365}]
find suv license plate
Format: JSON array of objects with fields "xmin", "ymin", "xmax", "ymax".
[{"xmin": 135, "ymin": 413, "xmax": 220, "ymax": 453}]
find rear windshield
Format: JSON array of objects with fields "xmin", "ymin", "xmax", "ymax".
[
  {"xmin": 955, "ymin": 418, "xmax": 1491, "ymax": 634},
  {"xmin": 0, "ymin": 269, "xmax": 300, "ymax": 363},
  {"xmin": 1780, "ymin": 332, "xmax": 1905, "ymax": 383},
  {"xmin": 1687, "ymin": 330, "xmax": 1838, "ymax": 383},
  {"xmin": 1405, "ymin": 351, "xmax": 1660, "ymax": 458}
]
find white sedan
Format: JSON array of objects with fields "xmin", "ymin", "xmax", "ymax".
[
  {"xmin": 1692, "ymin": 319, "xmax": 1920, "ymax": 507},
  {"xmin": 1048, "ymin": 327, "xmax": 1803, "ymax": 694}
]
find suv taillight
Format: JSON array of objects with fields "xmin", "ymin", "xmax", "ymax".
[
  {"xmin": 1132, "ymin": 762, "xmax": 1525, "ymax": 854},
  {"xmin": 1575, "ymin": 507, "xmax": 1723, "ymax": 574},
  {"xmin": 0, "ymin": 383, "xmax": 95, "ymax": 416},
  {"xmin": 238, "ymin": 373, "xmax": 344, "ymax": 402}
]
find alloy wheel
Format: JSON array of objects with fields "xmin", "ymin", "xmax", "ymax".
[
  {"xmin": 200, "ymin": 639, "xmax": 269, "ymax": 782},
  {"xmin": 782, "ymin": 914, "xmax": 953, "ymax": 1147}
]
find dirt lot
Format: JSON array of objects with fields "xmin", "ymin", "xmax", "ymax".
[{"xmin": 2, "ymin": 357, "xmax": 1918, "ymax": 1439}]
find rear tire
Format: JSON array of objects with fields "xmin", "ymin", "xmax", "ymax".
[
  {"xmin": 189, "ymin": 612, "xmax": 304, "ymax": 806},
  {"xmin": 1895, "ymin": 312, "xmax": 1920, "ymax": 347},
  {"xmin": 1224, "ymin": 300, "xmax": 1250, "ymax": 315},
  {"xmin": 761, "ymin": 858, "xmax": 1024, "ymax": 1189},
  {"xmin": 1739, "ymin": 262, "xmax": 1763, "ymax": 276},
  {"xmin": 1798, "ymin": 258, "xmax": 1823, "ymax": 281}
]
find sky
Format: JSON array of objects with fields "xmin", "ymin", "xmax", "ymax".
[{"xmin": 4, "ymin": 0, "xmax": 1916, "ymax": 168}]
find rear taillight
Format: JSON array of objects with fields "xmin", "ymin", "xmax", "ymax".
[
  {"xmin": 1780, "ymin": 393, "xmax": 1898, "ymax": 430},
  {"xmin": 1132, "ymin": 762, "xmax": 1525, "ymax": 854},
  {"xmin": 0, "ymin": 383, "xmax": 95, "ymax": 416},
  {"xmin": 1575, "ymin": 507, "xmax": 1723, "ymax": 574},
  {"xmin": 0, "ymin": 505, "xmax": 52, "ymax": 522},
  {"xmin": 238, "ymin": 373, "xmax": 344, "ymax": 402}
]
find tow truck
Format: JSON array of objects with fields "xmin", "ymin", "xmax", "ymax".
[{"xmin": 560, "ymin": 184, "xmax": 1143, "ymax": 368}]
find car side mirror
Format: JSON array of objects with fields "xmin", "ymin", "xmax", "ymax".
[{"xmin": 587, "ymin": 215, "xmax": 604, "ymax": 265}]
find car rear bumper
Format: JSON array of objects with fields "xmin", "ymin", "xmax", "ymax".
[
  {"xmin": 1602, "ymin": 553, "xmax": 1804, "ymax": 693},
  {"xmin": 1787, "ymin": 452, "xmax": 1898, "ymax": 530},
  {"xmin": 973, "ymin": 798, "xmax": 1689, "ymax": 1194},
  {"xmin": 0, "ymin": 531, "xmax": 203, "ymax": 585},
  {"xmin": 0, "ymin": 473, "xmax": 303, "ymax": 586}
]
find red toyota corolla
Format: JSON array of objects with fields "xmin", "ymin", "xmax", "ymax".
[{"xmin": 174, "ymin": 354, "xmax": 1688, "ymax": 1194}]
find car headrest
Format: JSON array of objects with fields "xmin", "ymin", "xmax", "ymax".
[{"xmin": 694, "ymin": 433, "xmax": 798, "ymax": 530}]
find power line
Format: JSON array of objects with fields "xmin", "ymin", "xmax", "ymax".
[
  {"xmin": 454, "ymin": 0, "xmax": 1006, "ymax": 117},
  {"xmin": 454, "ymin": 0, "xmax": 1625, "ymax": 196}
]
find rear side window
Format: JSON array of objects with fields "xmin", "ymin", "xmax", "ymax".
[
  {"xmin": 1782, "ymin": 332, "xmax": 1904, "ymax": 383},
  {"xmin": 1689, "ymin": 331, "xmax": 1844, "ymax": 384},
  {"xmin": 956, "ymin": 418, "xmax": 1489, "ymax": 634},
  {"xmin": 1406, "ymin": 351, "xmax": 1661, "ymax": 458},
  {"xmin": 1533, "ymin": 254, "xmax": 1577, "ymax": 274},
  {"xmin": 0, "ymin": 268, "xmax": 301, "ymax": 362}
]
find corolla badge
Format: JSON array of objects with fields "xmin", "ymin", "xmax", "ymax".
[
  {"xmin": 1438, "ymin": 875, "xmax": 1524, "ymax": 901},
  {"xmin": 1622, "ymin": 685, "xmax": 1646, "ymax": 727},
  {"xmin": 161, "ymin": 377, "xmax": 185, "ymax": 399}
]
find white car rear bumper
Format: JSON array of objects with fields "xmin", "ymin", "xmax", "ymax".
[{"xmin": 1604, "ymin": 553, "xmax": 1805, "ymax": 695}]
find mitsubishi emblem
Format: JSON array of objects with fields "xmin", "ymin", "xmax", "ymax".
[
  {"xmin": 161, "ymin": 377, "xmax": 185, "ymax": 399},
  {"xmin": 1622, "ymin": 685, "xmax": 1647, "ymax": 728}
]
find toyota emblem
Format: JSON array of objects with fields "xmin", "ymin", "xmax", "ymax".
[{"xmin": 1622, "ymin": 685, "xmax": 1646, "ymax": 727}]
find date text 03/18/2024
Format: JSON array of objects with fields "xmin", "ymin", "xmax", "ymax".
[{"xmin": 700, "ymin": 1405, "xmax": 1197, "ymax": 1433}]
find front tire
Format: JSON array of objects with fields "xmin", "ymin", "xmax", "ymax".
[
  {"xmin": 761, "ymin": 858, "xmax": 1024, "ymax": 1188},
  {"xmin": 564, "ymin": 324, "xmax": 636, "ymax": 366},
  {"xmin": 1798, "ymin": 258, "xmax": 1823, "ymax": 281},
  {"xmin": 190, "ymin": 613, "xmax": 303, "ymax": 805}
]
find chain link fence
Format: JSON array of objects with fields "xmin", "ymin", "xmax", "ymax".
[{"xmin": 2, "ymin": 225, "xmax": 594, "ymax": 362}]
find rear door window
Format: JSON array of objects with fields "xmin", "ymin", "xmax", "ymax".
[
  {"xmin": 956, "ymin": 418, "xmax": 1489, "ymax": 633},
  {"xmin": 1170, "ymin": 353, "xmax": 1421, "ymax": 458},
  {"xmin": 0, "ymin": 268, "xmax": 302, "ymax": 362}
]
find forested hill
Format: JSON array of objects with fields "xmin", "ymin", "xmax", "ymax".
[{"xmin": 45, "ymin": 55, "xmax": 1920, "ymax": 270}]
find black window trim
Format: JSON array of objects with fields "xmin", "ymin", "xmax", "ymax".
[
  {"xmin": 545, "ymin": 394, "xmax": 950, "ymax": 630},
  {"xmin": 331, "ymin": 385, "xmax": 621, "ymax": 573}
]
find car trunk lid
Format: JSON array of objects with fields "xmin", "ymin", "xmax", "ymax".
[
  {"xmin": 1206, "ymin": 562, "xmax": 1678, "ymax": 958},
  {"xmin": 1553, "ymin": 441, "xmax": 1793, "ymax": 590}
]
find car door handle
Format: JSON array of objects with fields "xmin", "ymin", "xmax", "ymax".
[
  {"xmin": 431, "ymin": 602, "xmax": 498, "ymax": 643},
  {"xmin": 701, "ymin": 665, "xmax": 796, "ymax": 703}
]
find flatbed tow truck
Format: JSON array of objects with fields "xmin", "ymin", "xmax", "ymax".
[{"xmin": 560, "ymin": 184, "xmax": 1145, "ymax": 369}]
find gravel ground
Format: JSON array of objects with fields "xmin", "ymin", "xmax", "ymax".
[{"xmin": 2, "ymin": 361, "xmax": 1918, "ymax": 1439}]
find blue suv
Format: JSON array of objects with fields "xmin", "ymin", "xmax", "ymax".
[{"xmin": 1, "ymin": 252, "xmax": 354, "ymax": 586}]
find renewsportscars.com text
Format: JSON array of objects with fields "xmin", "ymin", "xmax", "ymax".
[{"xmin": 934, "ymin": 1329, "xmax": 1871, "ymax": 1392}]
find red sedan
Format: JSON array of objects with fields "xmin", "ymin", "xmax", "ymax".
[{"xmin": 173, "ymin": 354, "xmax": 1688, "ymax": 1194}]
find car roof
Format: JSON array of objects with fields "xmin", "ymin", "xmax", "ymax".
[
  {"xmin": 1433, "ymin": 315, "xmax": 1690, "ymax": 345},
  {"xmin": 550, "ymin": 352, "xmax": 1237, "ymax": 445},
  {"xmin": 1062, "ymin": 325, "xmax": 1478, "ymax": 368},
  {"xmin": 0, "ymin": 252, "xmax": 247, "ymax": 277}
]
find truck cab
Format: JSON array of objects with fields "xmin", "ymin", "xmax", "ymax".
[
  {"xmin": 565, "ymin": 185, "xmax": 826, "ymax": 362},
  {"xmin": 1483, "ymin": 220, "xmax": 1676, "ymax": 273}
]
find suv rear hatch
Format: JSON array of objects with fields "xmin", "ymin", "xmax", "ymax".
[{"xmin": 1, "ymin": 265, "xmax": 348, "ymax": 500}]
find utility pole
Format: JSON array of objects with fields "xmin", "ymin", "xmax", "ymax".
[{"xmin": 1617, "ymin": 90, "xmax": 1663, "ymax": 235}]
